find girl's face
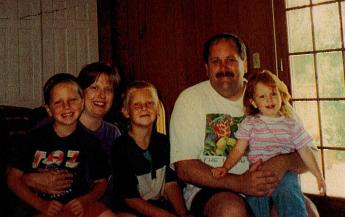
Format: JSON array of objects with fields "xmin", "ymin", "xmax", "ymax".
[
  {"xmin": 83, "ymin": 73, "xmax": 114, "ymax": 119},
  {"xmin": 251, "ymin": 82, "xmax": 282, "ymax": 117},
  {"xmin": 123, "ymin": 88, "xmax": 158, "ymax": 128},
  {"xmin": 46, "ymin": 82, "xmax": 84, "ymax": 127}
]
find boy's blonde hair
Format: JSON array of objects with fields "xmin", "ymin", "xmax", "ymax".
[
  {"xmin": 122, "ymin": 80, "xmax": 159, "ymax": 110},
  {"xmin": 244, "ymin": 70, "xmax": 295, "ymax": 118}
]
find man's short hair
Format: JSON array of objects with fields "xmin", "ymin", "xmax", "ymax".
[{"xmin": 203, "ymin": 33, "xmax": 247, "ymax": 63}]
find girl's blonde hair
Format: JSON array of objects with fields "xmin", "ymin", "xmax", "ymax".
[
  {"xmin": 244, "ymin": 70, "xmax": 295, "ymax": 118},
  {"xmin": 122, "ymin": 80, "xmax": 159, "ymax": 110}
]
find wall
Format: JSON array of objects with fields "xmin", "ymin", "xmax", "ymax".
[
  {"xmin": 0, "ymin": 0, "xmax": 99, "ymax": 108},
  {"xmin": 99, "ymin": 0, "xmax": 276, "ymax": 121}
]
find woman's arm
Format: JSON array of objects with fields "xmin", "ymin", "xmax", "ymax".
[
  {"xmin": 23, "ymin": 170, "xmax": 73, "ymax": 194},
  {"xmin": 7, "ymin": 167, "xmax": 63, "ymax": 215}
]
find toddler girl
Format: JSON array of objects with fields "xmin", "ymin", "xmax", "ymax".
[{"xmin": 212, "ymin": 70, "xmax": 325, "ymax": 217}]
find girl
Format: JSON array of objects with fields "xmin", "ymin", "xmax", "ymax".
[{"xmin": 211, "ymin": 70, "xmax": 325, "ymax": 217}]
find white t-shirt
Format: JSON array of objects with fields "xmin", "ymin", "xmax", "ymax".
[{"xmin": 170, "ymin": 80, "xmax": 249, "ymax": 208}]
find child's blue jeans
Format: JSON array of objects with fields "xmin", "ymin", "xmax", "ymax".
[{"xmin": 246, "ymin": 171, "xmax": 307, "ymax": 217}]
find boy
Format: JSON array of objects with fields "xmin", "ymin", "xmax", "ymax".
[
  {"xmin": 112, "ymin": 81, "xmax": 191, "ymax": 217},
  {"xmin": 7, "ymin": 73, "xmax": 115, "ymax": 217}
]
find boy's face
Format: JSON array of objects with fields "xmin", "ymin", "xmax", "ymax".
[
  {"xmin": 123, "ymin": 88, "xmax": 158, "ymax": 128},
  {"xmin": 46, "ymin": 82, "xmax": 84, "ymax": 127}
]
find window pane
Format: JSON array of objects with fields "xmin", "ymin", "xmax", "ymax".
[
  {"xmin": 341, "ymin": 2, "xmax": 345, "ymax": 46},
  {"xmin": 313, "ymin": 3, "xmax": 341, "ymax": 50},
  {"xmin": 320, "ymin": 101, "xmax": 345, "ymax": 148},
  {"xmin": 286, "ymin": 0, "xmax": 309, "ymax": 8},
  {"xmin": 290, "ymin": 54, "xmax": 316, "ymax": 98},
  {"xmin": 316, "ymin": 52, "xmax": 345, "ymax": 98},
  {"xmin": 293, "ymin": 101, "xmax": 321, "ymax": 146},
  {"xmin": 287, "ymin": 8, "xmax": 313, "ymax": 52},
  {"xmin": 312, "ymin": 0, "xmax": 334, "ymax": 4},
  {"xmin": 300, "ymin": 150, "xmax": 322, "ymax": 195},
  {"xmin": 324, "ymin": 149, "xmax": 345, "ymax": 197}
]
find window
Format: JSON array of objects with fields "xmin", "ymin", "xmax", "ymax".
[{"xmin": 278, "ymin": 0, "xmax": 345, "ymax": 198}]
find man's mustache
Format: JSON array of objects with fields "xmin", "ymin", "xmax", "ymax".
[{"xmin": 215, "ymin": 71, "xmax": 235, "ymax": 79}]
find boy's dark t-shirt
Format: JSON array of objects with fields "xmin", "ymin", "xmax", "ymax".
[
  {"xmin": 9, "ymin": 122, "xmax": 110, "ymax": 204},
  {"xmin": 112, "ymin": 132, "xmax": 177, "ymax": 201}
]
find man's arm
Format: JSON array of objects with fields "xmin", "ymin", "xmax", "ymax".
[
  {"xmin": 175, "ymin": 159, "xmax": 278, "ymax": 196},
  {"xmin": 259, "ymin": 150, "xmax": 316, "ymax": 180}
]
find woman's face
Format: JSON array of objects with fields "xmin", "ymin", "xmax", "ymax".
[{"xmin": 83, "ymin": 73, "xmax": 114, "ymax": 119}]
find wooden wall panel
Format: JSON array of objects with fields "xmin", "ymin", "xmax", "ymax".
[
  {"xmin": 109, "ymin": 0, "xmax": 276, "ymax": 121},
  {"xmin": 238, "ymin": 0, "xmax": 276, "ymax": 75}
]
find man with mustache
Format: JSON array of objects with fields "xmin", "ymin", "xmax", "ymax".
[{"xmin": 170, "ymin": 33, "xmax": 318, "ymax": 217}]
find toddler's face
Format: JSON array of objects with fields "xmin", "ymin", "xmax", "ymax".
[
  {"xmin": 251, "ymin": 82, "xmax": 282, "ymax": 117},
  {"xmin": 124, "ymin": 88, "xmax": 158, "ymax": 128},
  {"xmin": 46, "ymin": 82, "xmax": 84, "ymax": 127}
]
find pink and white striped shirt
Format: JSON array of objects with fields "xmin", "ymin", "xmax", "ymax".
[{"xmin": 235, "ymin": 115, "xmax": 313, "ymax": 163}]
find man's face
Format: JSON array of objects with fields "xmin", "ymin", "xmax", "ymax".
[{"xmin": 205, "ymin": 40, "xmax": 247, "ymax": 99}]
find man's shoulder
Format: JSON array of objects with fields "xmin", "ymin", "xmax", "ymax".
[
  {"xmin": 176, "ymin": 80, "xmax": 211, "ymax": 103},
  {"xmin": 181, "ymin": 80, "xmax": 209, "ymax": 94}
]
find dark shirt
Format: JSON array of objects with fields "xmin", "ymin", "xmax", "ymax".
[
  {"xmin": 112, "ymin": 132, "xmax": 176, "ymax": 200},
  {"xmin": 9, "ymin": 122, "xmax": 110, "ymax": 204}
]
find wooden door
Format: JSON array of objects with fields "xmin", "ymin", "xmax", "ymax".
[
  {"xmin": 0, "ymin": 0, "xmax": 42, "ymax": 107},
  {"xmin": 0, "ymin": 0, "xmax": 98, "ymax": 108}
]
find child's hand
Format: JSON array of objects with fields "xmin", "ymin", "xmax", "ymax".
[
  {"xmin": 39, "ymin": 200, "xmax": 63, "ymax": 216},
  {"xmin": 317, "ymin": 176, "xmax": 326, "ymax": 195},
  {"xmin": 64, "ymin": 198, "xmax": 85, "ymax": 217},
  {"xmin": 211, "ymin": 167, "xmax": 228, "ymax": 178}
]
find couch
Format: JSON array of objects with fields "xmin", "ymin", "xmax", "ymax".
[{"xmin": 0, "ymin": 105, "xmax": 48, "ymax": 217}]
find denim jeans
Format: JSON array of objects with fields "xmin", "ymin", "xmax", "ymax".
[{"xmin": 246, "ymin": 171, "xmax": 307, "ymax": 217}]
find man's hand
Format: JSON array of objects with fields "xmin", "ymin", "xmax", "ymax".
[
  {"xmin": 24, "ymin": 170, "xmax": 73, "ymax": 194},
  {"xmin": 239, "ymin": 160, "xmax": 279, "ymax": 196},
  {"xmin": 258, "ymin": 154, "xmax": 291, "ymax": 180}
]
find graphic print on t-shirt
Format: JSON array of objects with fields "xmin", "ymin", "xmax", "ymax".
[
  {"xmin": 32, "ymin": 149, "xmax": 80, "ymax": 200},
  {"xmin": 33, "ymin": 150, "xmax": 80, "ymax": 169},
  {"xmin": 204, "ymin": 114, "xmax": 244, "ymax": 156}
]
